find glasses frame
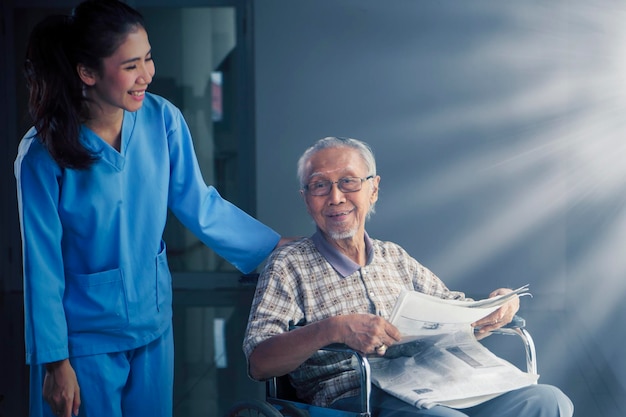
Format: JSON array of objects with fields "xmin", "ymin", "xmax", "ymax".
[{"xmin": 303, "ymin": 175, "xmax": 374, "ymax": 196}]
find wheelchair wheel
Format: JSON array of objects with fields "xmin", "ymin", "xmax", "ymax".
[
  {"xmin": 225, "ymin": 399, "xmax": 283, "ymax": 417},
  {"xmin": 273, "ymin": 402, "xmax": 310, "ymax": 417}
]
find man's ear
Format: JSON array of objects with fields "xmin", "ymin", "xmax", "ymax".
[
  {"xmin": 300, "ymin": 189, "xmax": 314, "ymax": 217},
  {"xmin": 77, "ymin": 64, "xmax": 98, "ymax": 86},
  {"xmin": 370, "ymin": 175, "xmax": 380, "ymax": 204}
]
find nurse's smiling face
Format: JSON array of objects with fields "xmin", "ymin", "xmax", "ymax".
[{"xmin": 78, "ymin": 26, "xmax": 155, "ymax": 115}]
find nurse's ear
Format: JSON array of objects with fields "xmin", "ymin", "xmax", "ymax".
[{"xmin": 77, "ymin": 63, "xmax": 98, "ymax": 87}]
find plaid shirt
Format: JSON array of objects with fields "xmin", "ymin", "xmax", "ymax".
[{"xmin": 243, "ymin": 230, "xmax": 466, "ymax": 407}]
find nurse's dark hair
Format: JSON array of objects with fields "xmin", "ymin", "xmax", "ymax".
[{"xmin": 24, "ymin": 0, "xmax": 145, "ymax": 169}]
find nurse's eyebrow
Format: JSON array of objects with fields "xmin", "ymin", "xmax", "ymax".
[
  {"xmin": 120, "ymin": 50, "xmax": 152, "ymax": 65},
  {"xmin": 121, "ymin": 57, "xmax": 141, "ymax": 65}
]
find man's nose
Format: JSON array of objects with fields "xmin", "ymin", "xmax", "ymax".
[{"xmin": 327, "ymin": 182, "xmax": 346, "ymax": 203}]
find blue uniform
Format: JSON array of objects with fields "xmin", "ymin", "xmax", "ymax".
[{"xmin": 15, "ymin": 93, "xmax": 279, "ymax": 416}]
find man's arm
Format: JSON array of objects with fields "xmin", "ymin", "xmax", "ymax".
[{"xmin": 248, "ymin": 314, "xmax": 401, "ymax": 380}]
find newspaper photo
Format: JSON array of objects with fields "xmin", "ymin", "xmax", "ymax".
[{"xmin": 370, "ymin": 285, "xmax": 538, "ymax": 409}]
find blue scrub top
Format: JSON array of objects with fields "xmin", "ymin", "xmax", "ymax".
[{"xmin": 15, "ymin": 93, "xmax": 280, "ymax": 365}]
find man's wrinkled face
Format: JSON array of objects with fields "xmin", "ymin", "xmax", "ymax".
[{"xmin": 301, "ymin": 147, "xmax": 379, "ymax": 241}]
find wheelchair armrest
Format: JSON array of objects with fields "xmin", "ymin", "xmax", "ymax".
[
  {"xmin": 489, "ymin": 314, "xmax": 537, "ymax": 375},
  {"xmin": 503, "ymin": 314, "xmax": 526, "ymax": 329},
  {"xmin": 267, "ymin": 343, "xmax": 372, "ymax": 416},
  {"xmin": 321, "ymin": 344, "xmax": 372, "ymax": 415}
]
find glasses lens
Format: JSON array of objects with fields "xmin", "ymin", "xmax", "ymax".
[
  {"xmin": 308, "ymin": 180, "xmax": 331, "ymax": 196},
  {"xmin": 338, "ymin": 177, "xmax": 363, "ymax": 192},
  {"xmin": 306, "ymin": 177, "xmax": 369, "ymax": 195}
]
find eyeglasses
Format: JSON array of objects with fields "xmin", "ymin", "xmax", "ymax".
[{"xmin": 303, "ymin": 176, "xmax": 374, "ymax": 196}]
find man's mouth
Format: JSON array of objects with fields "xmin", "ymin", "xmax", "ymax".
[{"xmin": 327, "ymin": 209, "xmax": 352, "ymax": 218}]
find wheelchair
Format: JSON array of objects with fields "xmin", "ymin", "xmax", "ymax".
[{"xmin": 225, "ymin": 315, "xmax": 537, "ymax": 417}]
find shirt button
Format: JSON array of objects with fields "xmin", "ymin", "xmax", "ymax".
[{"xmin": 369, "ymin": 292, "xmax": 375, "ymax": 297}]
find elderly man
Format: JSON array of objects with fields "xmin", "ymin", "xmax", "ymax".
[{"xmin": 243, "ymin": 137, "xmax": 573, "ymax": 417}]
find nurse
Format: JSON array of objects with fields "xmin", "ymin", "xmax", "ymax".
[{"xmin": 14, "ymin": 1, "xmax": 288, "ymax": 416}]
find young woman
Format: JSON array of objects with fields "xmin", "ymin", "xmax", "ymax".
[{"xmin": 15, "ymin": 1, "xmax": 287, "ymax": 416}]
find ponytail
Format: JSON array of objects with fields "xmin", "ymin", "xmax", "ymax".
[{"xmin": 24, "ymin": 14, "xmax": 96, "ymax": 169}]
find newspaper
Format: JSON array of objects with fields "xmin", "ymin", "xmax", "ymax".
[{"xmin": 369, "ymin": 285, "xmax": 538, "ymax": 409}]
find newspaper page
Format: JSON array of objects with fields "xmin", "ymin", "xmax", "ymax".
[
  {"xmin": 370, "ymin": 285, "xmax": 538, "ymax": 409},
  {"xmin": 388, "ymin": 285, "xmax": 530, "ymax": 343}
]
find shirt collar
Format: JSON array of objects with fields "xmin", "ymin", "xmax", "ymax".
[
  {"xmin": 311, "ymin": 227, "xmax": 374, "ymax": 277},
  {"xmin": 79, "ymin": 111, "xmax": 136, "ymax": 171}
]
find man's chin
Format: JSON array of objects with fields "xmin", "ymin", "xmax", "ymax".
[{"xmin": 328, "ymin": 229, "xmax": 357, "ymax": 241}]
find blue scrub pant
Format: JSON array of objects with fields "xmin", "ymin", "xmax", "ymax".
[
  {"xmin": 29, "ymin": 325, "xmax": 174, "ymax": 417},
  {"xmin": 332, "ymin": 384, "xmax": 574, "ymax": 417}
]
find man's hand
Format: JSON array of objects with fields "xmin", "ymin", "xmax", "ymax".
[
  {"xmin": 249, "ymin": 312, "xmax": 402, "ymax": 379},
  {"xmin": 339, "ymin": 313, "xmax": 402, "ymax": 356},
  {"xmin": 472, "ymin": 288, "xmax": 520, "ymax": 337},
  {"xmin": 43, "ymin": 359, "xmax": 81, "ymax": 417}
]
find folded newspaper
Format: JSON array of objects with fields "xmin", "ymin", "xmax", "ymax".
[{"xmin": 369, "ymin": 285, "xmax": 539, "ymax": 409}]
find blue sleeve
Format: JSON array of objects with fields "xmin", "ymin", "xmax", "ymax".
[
  {"xmin": 15, "ymin": 135, "xmax": 69, "ymax": 365},
  {"xmin": 165, "ymin": 107, "xmax": 280, "ymax": 273}
]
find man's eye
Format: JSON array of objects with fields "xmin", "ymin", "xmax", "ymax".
[
  {"xmin": 341, "ymin": 178, "xmax": 358, "ymax": 185},
  {"xmin": 311, "ymin": 182, "xmax": 327, "ymax": 189}
]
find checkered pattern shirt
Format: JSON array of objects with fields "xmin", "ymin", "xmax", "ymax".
[{"xmin": 243, "ymin": 230, "xmax": 466, "ymax": 407}]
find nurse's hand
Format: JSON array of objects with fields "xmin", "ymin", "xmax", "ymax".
[
  {"xmin": 43, "ymin": 359, "xmax": 81, "ymax": 417},
  {"xmin": 276, "ymin": 236, "xmax": 301, "ymax": 248}
]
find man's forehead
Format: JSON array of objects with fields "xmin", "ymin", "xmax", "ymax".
[
  {"xmin": 307, "ymin": 166, "xmax": 357, "ymax": 179},
  {"xmin": 306, "ymin": 148, "xmax": 365, "ymax": 177}
]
